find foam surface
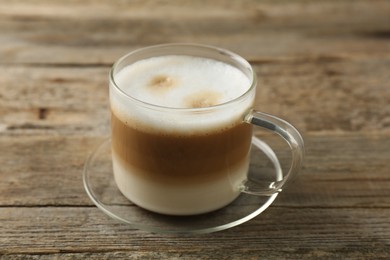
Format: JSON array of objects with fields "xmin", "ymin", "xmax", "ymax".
[
  {"xmin": 114, "ymin": 55, "xmax": 251, "ymax": 108},
  {"xmin": 110, "ymin": 55, "xmax": 255, "ymax": 133}
]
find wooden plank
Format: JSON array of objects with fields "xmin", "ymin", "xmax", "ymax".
[
  {"xmin": 0, "ymin": 66, "xmax": 110, "ymax": 136},
  {"xmin": 253, "ymin": 58, "xmax": 390, "ymax": 133},
  {"xmin": 0, "ymin": 57, "xmax": 389, "ymax": 136},
  {"xmin": 0, "ymin": 133, "xmax": 389, "ymax": 208},
  {"xmin": 279, "ymin": 132, "xmax": 390, "ymax": 208},
  {"xmin": 0, "ymin": 1, "xmax": 389, "ymax": 258},
  {"xmin": 0, "ymin": 0, "xmax": 389, "ymax": 64},
  {"xmin": 0, "ymin": 206, "xmax": 389, "ymax": 257},
  {"xmin": 0, "ymin": 136, "xmax": 101, "ymax": 206}
]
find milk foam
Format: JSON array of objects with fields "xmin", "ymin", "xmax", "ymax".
[
  {"xmin": 110, "ymin": 55, "xmax": 255, "ymax": 133},
  {"xmin": 115, "ymin": 55, "xmax": 250, "ymax": 108}
]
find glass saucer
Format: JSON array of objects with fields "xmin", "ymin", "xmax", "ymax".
[{"xmin": 83, "ymin": 137, "xmax": 282, "ymax": 234}]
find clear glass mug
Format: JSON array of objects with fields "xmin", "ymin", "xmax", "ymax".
[{"xmin": 109, "ymin": 43, "xmax": 304, "ymax": 216}]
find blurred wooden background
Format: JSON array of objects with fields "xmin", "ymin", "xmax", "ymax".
[{"xmin": 0, "ymin": 0, "xmax": 389, "ymax": 258}]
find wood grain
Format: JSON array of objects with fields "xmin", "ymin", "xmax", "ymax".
[
  {"xmin": 0, "ymin": 0, "xmax": 389, "ymax": 64},
  {"xmin": 0, "ymin": 0, "xmax": 389, "ymax": 258},
  {"xmin": 1, "ymin": 207, "xmax": 389, "ymax": 258},
  {"xmin": 0, "ymin": 56, "xmax": 388, "ymax": 136},
  {"xmin": 0, "ymin": 134, "xmax": 389, "ymax": 207}
]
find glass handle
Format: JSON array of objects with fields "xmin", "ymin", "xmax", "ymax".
[{"xmin": 242, "ymin": 111, "xmax": 305, "ymax": 196}]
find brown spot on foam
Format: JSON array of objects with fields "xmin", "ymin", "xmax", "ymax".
[
  {"xmin": 185, "ymin": 90, "xmax": 222, "ymax": 108},
  {"xmin": 148, "ymin": 75, "xmax": 177, "ymax": 91}
]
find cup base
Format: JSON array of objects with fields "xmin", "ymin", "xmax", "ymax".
[{"xmin": 83, "ymin": 137, "xmax": 282, "ymax": 234}]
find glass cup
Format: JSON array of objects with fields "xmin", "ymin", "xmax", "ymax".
[{"xmin": 109, "ymin": 43, "xmax": 304, "ymax": 216}]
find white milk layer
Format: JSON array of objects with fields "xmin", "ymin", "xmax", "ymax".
[
  {"xmin": 112, "ymin": 153, "xmax": 249, "ymax": 215},
  {"xmin": 110, "ymin": 55, "xmax": 254, "ymax": 134}
]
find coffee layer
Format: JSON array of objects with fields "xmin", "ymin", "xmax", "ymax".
[{"xmin": 111, "ymin": 111, "xmax": 252, "ymax": 185}]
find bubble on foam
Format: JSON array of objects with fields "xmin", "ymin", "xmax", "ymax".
[
  {"xmin": 148, "ymin": 75, "xmax": 178, "ymax": 92},
  {"xmin": 184, "ymin": 90, "xmax": 222, "ymax": 108}
]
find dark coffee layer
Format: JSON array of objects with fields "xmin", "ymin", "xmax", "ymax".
[{"xmin": 111, "ymin": 111, "xmax": 252, "ymax": 185}]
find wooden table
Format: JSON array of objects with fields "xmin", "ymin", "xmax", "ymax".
[{"xmin": 1, "ymin": 0, "xmax": 389, "ymax": 258}]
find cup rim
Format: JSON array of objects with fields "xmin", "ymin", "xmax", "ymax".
[{"xmin": 109, "ymin": 43, "xmax": 257, "ymax": 112}]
